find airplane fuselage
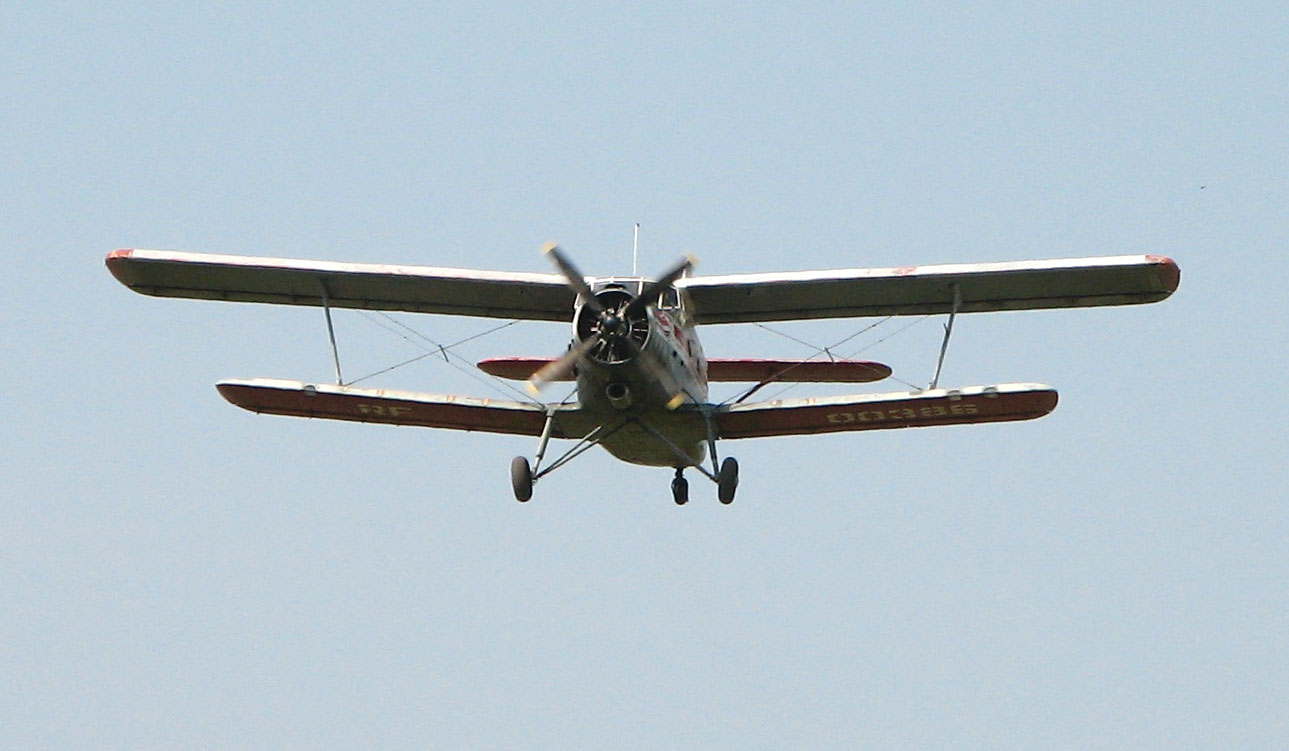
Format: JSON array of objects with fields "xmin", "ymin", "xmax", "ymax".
[{"xmin": 573, "ymin": 278, "xmax": 711, "ymax": 467}]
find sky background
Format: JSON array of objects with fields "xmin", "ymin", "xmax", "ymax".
[{"xmin": 4, "ymin": 2, "xmax": 1287, "ymax": 748}]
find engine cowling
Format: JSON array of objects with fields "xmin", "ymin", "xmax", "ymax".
[{"xmin": 574, "ymin": 286, "xmax": 650, "ymax": 365}]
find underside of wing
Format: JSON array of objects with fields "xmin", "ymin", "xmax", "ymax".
[
  {"xmin": 107, "ymin": 249, "xmax": 576, "ymax": 321},
  {"xmin": 678, "ymin": 255, "xmax": 1180, "ymax": 324},
  {"xmin": 475, "ymin": 357, "xmax": 891, "ymax": 383},
  {"xmin": 714, "ymin": 383, "xmax": 1058, "ymax": 439},
  {"xmin": 215, "ymin": 378, "xmax": 597, "ymax": 437}
]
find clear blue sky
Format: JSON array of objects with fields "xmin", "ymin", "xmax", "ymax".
[{"xmin": 4, "ymin": 2, "xmax": 1286, "ymax": 748}]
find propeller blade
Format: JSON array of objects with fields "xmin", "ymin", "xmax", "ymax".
[
  {"xmin": 624, "ymin": 254, "xmax": 696, "ymax": 318},
  {"xmin": 526, "ymin": 336, "xmax": 597, "ymax": 395},
  {"xmin": 543, "ymin": 242, "xmax": 605, "ymax": 315}
]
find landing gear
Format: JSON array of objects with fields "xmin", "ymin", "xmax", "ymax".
[
  {"xmin": 717, "ymin": 457, "xmax": 739, "ymax": 505},
  {"xmin": 669, "ymin": 460, "xmax": 737, "ymax": 505},
  {"xmin": 671, "ymin": 469, "xmax": 689, "ymax": 505},
  {"xmin": 510, "ymin": 456, "xmax": 533, "ymax": 502}
]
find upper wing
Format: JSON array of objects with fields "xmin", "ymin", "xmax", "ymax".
[
  {"xmin": 107, "ymin": 250, "xmax": 1179, "ymax": 325},
  {"xmin": 678, "ymin": 255, "xmax": 1180, "ymax": 324},
  {"xmin": 106, "ymin": 249, "xmax": 576, "ymax": 321},
  {"xmin": 714, "ymin": 383, "xmax": 1057, "ymax": 439},
  {"xmin": 216, "ymin": 378, "xmax": 598, "ymax": 437}
]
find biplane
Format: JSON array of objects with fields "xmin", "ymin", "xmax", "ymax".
[{"xmin": 106, "ymin": 245, "xmax": 1179, "ymax": 504}]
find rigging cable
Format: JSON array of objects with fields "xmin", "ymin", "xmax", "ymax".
[
  {"xmin": 346, "ymin": 313, "xmax": 543, "ymax": 405},
  {"xmin": 725, "ymin": 314, "xmax": 933, "ymax": 405}
]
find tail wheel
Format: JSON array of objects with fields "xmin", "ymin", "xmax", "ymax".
[
  {"xmin": 717, "ymin": 457, "xmax": 739, "ymax": 505},
  {"xmin": 671, "ymin": 475, "xmax": 689, "ymax": 505},
  {"xmin": 510, "ymin": 456, "xmax": 533, "ymax": 502}
]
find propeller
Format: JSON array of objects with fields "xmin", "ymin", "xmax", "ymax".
[
  {"xmin": 526, "ymin": 245, "xmax": 697, "ymax": 396},
  {"xmin": 525, "ymin": 335, "xmax": 599, "ymax": 395},
  {"xmin": 543, "ymin": 242, "xmax": 605, "ymax": 315}
]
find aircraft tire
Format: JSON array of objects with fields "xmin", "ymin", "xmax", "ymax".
[
  {"xmin": 671, "ymin": 476, "xmax": 689, "ymax": 505},
  {"xmin": 717, "ymin": 457, "xmax": 739, "ymax": 505},
  {"xmin": 510, "ymin": 456, "xmax": 533, "ymax": 502}
]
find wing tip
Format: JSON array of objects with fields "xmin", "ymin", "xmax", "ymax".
[
  {"xmin": 1145, "ymin": 255, "xmax": 1181, "ymax": 295},
  {"xmin": 105, "ymin": 248, "xmax": 139, "ymax": 289},
  {"xmin": 1036, "ymin": 387, "xmax": 1059, "ymax": 415},
  {"xmin": 215, "ymin": 380, "xmax": 259, "ymax": 411}
]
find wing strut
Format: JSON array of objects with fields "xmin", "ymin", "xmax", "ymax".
[
  {"xmin": 929, "ymin": 284, "xmax": 961, "ymax": 389},
  {"xmin": 319, "ymin": 279, "xmax": 344, "ymax": 385}
]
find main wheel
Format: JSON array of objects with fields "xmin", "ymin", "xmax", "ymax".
[
  {"xmin": 717, "ymin": 457, "xmax": 739, "ymax": 505},
  {"xmin": 510, "ymin": 456, "xmax": 533, "ymax": 502},
  {"xmin": 671, "ymin": 476, "xmax": 689, "ymax": 505}
]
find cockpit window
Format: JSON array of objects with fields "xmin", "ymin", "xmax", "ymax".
[
  {"xmin": 592, "ymin": 280, "xmax": 645, "ymax": 296},
  {"xmin": 658, "ymin": 287, "xmax": 681, "ymax": 309}
]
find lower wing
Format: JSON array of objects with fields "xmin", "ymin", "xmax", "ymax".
[
  {"xmin": 714, "ymin": 383, "xmax": 1057, "ymax": 439},
  {"xmin": 215, "ymin": 378, "xmax": 596, "ymax": 438}
]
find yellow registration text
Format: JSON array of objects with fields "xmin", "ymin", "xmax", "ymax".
[
  {"xmin": 356, "ymin": 403, "xmax": 412, "ymax": 417},
  {"xmin": 825, "ymin": 402, "xmax": 979, "ymax": 424}
]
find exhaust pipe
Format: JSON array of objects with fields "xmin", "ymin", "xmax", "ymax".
[{"xmin": 605, "ymin": 382, "xmax": 633, "ymax": 410}]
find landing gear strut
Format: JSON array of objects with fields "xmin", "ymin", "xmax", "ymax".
[
  {"xmin": 507, "ymin": 408, "xmax": 739, "ymax": 506},
  {"xmin": 671, "ymin": 468, "xmax": 689, "ymax": 505}
]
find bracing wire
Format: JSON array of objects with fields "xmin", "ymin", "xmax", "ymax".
[
  {"xmin": 752, "ymin": 323, "xmax": 825, "ymax": 350},
  {"xmin": 722, "ymin": 317, "xmax": 895, "ymax": 405},
  {"xmin": 346, "ymin": 313, "xmax": 544, "ymax": 405},
  {"xmin": 722, "ymin": 314, "xmax": 934, "ymax": 405},
  {"xmin": 344, "ymin": 304, "xmax": 933, "ymax": 410}
]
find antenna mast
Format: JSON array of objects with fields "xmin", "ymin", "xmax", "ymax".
[{"xmin": 632, "ymin": 223, "xmax": 640, "ymax": 277}]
